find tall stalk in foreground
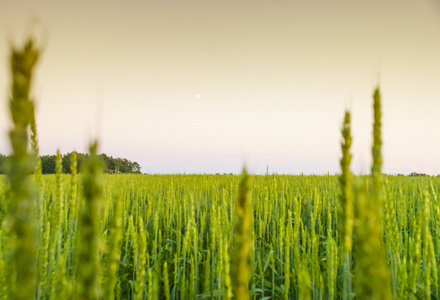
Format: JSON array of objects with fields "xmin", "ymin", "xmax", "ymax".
[
  {"xmin": 5, "ymin": 38, "xmax": 39, "ymax": 300},
  {"xmin": 232, "ymin": 168, "xmax": 252, "ymax": 300},
  {"xmin": 371, "ymin": 87, "xmax": 383, "ymax": 203},
  {"xmin": 339, "ymin": 110, "xmax": 353, "ymax": 300},
  {"xmin": 354, "ymin": 87, "xmax": 391, "ymax": 299},
  {"xmin": 76, "ymin": 141, "xmax": 104, "ymax": 300}
]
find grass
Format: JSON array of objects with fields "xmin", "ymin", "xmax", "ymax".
[{"xmin": 0, "ymin": 172, "xmax": 439, "ymax": 299}]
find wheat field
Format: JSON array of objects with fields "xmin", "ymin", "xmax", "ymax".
[{"xmin": 1, "ymin": 38, "xmax": 439, "ymax": 300}]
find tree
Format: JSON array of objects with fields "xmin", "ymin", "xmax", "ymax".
[
  {"xmin": 41, "ymin": 155, "xmax": 56, "ymax": 174},
  {"xmin": 5, "ymin": 152, "xmax": 141, "ymax": 174},
  {"xmin": 0, "ymin": 154, "xmax": 7, "ymax": 174}
]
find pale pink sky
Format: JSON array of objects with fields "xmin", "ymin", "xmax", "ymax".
[{"xmin": 1, "ymin": 0, "xmax": 440, "ymax": 174}]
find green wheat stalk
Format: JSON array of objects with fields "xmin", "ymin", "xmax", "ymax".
[
  {"xmin": 371, "ymin": 87, "xmax": 383, "ymax": 202},
  {"xmin": 75, "ymin": 141, "xmax": 104, "ymax": 300},
  {"xmin": 5, "ymin": 38, "xmax": 39, "ymax": 300},
  {"xmin": 232, "ymin": 167, "xmax": 252, "ymax": 300},
  {"xmin": 339, "ymin": 110, "xmax": 354, "ymax": 300},
  {"xmin": 353, "ymin": 88, "xmax": 391, "ymax": 299}
]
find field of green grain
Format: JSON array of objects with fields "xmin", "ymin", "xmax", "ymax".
[
  {"xmin": 1, "ymin": 172, "xmax": 440, "ymax": 299},
  {"xmin": 2, "ymin": 38, "xmax": 440, "ymax": 300}
]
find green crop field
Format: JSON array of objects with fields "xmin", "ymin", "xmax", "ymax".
[
  {"xmin": 1, "ymin": 172, "xmax": 440, "ymax": 299},
  {"xmin": 1, "ymin": 38, "xmax": 439, "ymax": 300}
]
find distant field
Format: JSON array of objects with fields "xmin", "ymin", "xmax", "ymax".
[{"xmin": 1, "ymin": 173, "xmax": 438, "ymax": 299}]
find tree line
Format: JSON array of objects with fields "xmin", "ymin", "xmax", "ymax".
[{"xmin": 0, "ymin": 152, "xmax": 141, "ymax": 174}]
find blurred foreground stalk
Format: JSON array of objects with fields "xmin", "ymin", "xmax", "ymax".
[
  {"xmin": 5, "ymin": 39, "xmax": 40, "ymax": 300},
  {"xmin": 232, "ymin": 168, "xmax": 252, "ymax": 300},
  {"xmin": 354, "ymin": 87, "xmax": 391, "ymax": 300},
  {"xmin": 76, "ymin": 141, "xmax": 104, "ymax": 300},
  {"xmin": 339, "ymin": 110, "xmax": 353, "ymax": 300}
]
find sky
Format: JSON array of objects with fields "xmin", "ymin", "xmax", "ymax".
[{"xmin": 1, "ymin": 0, "xmax": 440, "ymax": 175}]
